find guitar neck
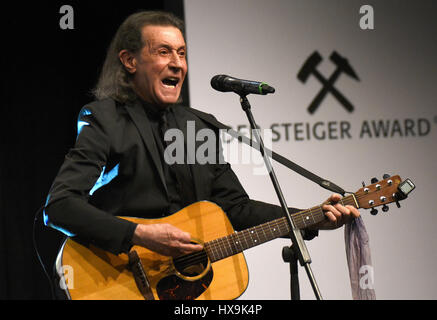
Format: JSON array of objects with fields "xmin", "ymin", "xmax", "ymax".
[{"xmin": 204, "ymin": 194, "xmax": 358, "ymax": 262}]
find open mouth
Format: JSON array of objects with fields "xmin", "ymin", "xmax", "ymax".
[{"xmin": 161, "ymin": 77, "xmax": 180, "ymax": 88}]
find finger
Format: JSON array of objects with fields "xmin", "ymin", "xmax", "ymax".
[
  {"xmin": 179, "ymin": 242, "xmax": 204, "ymax": 254},
  {"xmin": 346, "ymin": 205, "xmax": 360, "ymax": 218},
  {"xmin": 328, "ymin": 193, "xmax": 342, "ymax": 203},
  {"xmin": 179, "ymin": 231, "xmax": 193, "ymax": 243},
  {"xmin": 324, "ymin": 210, "xmax": 337, "ymax": 223},
  {"xmin": 323, "ymin": 204, "xmax": 342, "ymax": 219},
  {"xmin": 168, "ymin": 227, "xmax": 192, "ymax": 243},
  {"xmin": 176, "ymin": 231, "xmax": 203, "ymax": 250},
  {"xmin": 334, "ymin": 203, "xmax": 351, "ymax": 216}
]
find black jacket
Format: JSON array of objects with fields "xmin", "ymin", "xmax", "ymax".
[{"xmin": 44, "ymin": 98, "xmax": 316, "ymax": 254}]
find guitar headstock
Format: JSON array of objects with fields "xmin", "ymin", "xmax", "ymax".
[{"xmin": 354, "ymin": 175, "xmax": 415, "ymax": 214}]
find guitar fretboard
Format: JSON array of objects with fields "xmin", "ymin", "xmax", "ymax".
[{"xmin": 204, "ymin": 195, "xmax": 357, "ymax": 262}]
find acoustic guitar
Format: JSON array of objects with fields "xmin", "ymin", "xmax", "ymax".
[{"xmin": 56, "ymin": 175, "xmax": 415, "ymax": 300}]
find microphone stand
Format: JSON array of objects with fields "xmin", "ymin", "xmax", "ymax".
[{"xmin": 238, "ymin": 95, "xmax": 322, "ymax": 300}]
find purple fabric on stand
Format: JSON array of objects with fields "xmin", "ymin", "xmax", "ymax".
[{"xmin": 344, "ymin": 216, "xmax": 376, "ymax": 300}]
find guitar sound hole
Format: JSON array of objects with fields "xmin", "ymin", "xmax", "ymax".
[
  {"xmin": 156, "ymin": 265, "xmax": 213, "ymax": 300},
  {"xmin": 173, "ymin": 250, "xmax": 209, "ymax": 277},
  {"xmin": 157, "ymin": 248, "xmax": 213, "ymax": 300}
]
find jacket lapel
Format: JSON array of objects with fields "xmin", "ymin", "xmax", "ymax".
[{"xmin": 124, "ymin": 101, "xmax": 168, "ymax": 194}]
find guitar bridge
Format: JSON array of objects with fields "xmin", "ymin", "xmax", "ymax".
[{"xmin": 128, "ymin": 250, "xmax": 155, "ymax": 300}]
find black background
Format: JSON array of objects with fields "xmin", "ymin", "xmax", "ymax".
[{"xmin": 0, "ymin": 0, "xmax": 186, "ymax": 299}]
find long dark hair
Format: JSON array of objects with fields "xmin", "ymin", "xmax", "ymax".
[{"xmin": 92, "ymin": 11, "xmax": 185, "ymax": 103}]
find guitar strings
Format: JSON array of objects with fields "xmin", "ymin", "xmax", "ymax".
[
  {"xmin": 173, "ymin": 212, "xmax": 314, "ymax": 268},
  {"xmin": 174, "ymin": 197, "xmax": 357, "ymax": 267},
  {"xmin": 173, "ymin": 213, "xmax": 314, "ymax": 268},
  {"xmin": 173, "ymin": 224, "xmax": 278, "ymax": 267},
  {"xmin": 185, "ymin": 195, "xmax": 360, "ymax": 262},
  {"xmin": 170, "ymin": 190, "xmax": 388, "ymax": 268}
]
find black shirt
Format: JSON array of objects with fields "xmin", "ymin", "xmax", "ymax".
[{"xmin": 141, "ymin": 100, "xmax": 196, "ymax": 215}]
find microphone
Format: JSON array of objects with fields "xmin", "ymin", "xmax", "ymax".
[{"xmin": 211, "ymin": 74, "xmax": 275, "ymax": 96}]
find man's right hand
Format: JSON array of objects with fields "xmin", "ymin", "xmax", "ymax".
[{"xmin": 132, "ymin": 223, "xmax": 203, "ymax": 257}]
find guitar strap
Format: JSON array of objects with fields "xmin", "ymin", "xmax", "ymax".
[{"xmin": 186, "ymin": 107, "xmax": 346, "ymax": 195}]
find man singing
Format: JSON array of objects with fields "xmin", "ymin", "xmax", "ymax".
[{"xmin": 44, "ymin": 10, "xmax": 359, "ymax": 299}]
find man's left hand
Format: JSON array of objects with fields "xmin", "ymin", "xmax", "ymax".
[{"xmin": 311, "ymin": 193, "xmax": 360, "ymax": 230}]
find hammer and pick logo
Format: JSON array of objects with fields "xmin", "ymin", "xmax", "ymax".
[
  {"xmin": 298, "ymin": 51, "xmax": 359, "ymax": 114},
  {"xmin": 222, "ymin": 50, "xmax": 432, "ymax": 144}
]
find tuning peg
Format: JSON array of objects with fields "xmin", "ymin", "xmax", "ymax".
[
  {"xmin": 392, "ymin": 192, "xmax": 402, "ymax": 208},
  {"xmin": 370, "ymin": 208, "xmax": 378, "ymax": 215},
  {"xmin": 383, "ymin": 174, "xmax": 390, "ymax": 180},
  {"xmin": 382, "ymin": 204, "xmax": 389, "ymax": 212},
  {"xmin": 362, "ymin": 181, "xmax": 366, "ymax": 187},
  {"xmin": 371, "ymin": 177, "xmax": 378, "ymax": 184}
]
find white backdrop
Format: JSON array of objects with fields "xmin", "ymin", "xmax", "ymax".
[{"xmin": 184, "ymin": 0, "xmax": 437, "ymax": 299}]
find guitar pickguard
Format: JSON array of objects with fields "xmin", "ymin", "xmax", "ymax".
[{"xmin": 156, "ymin": 267, "xmax": 213, "ymax": 300}]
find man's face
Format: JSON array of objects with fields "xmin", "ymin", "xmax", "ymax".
[{"xmin": 131, "ymin": 25, "xmax": 187, "ymax": 107}]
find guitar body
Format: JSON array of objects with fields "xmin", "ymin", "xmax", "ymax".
[{"xmin": 59, "ymin": 201, "xmax": 249, "ymax": 300}]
